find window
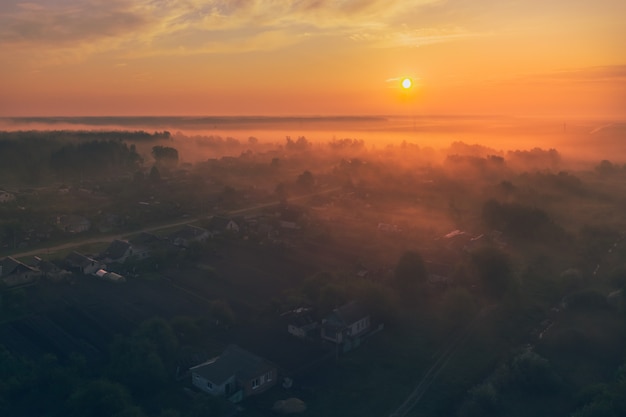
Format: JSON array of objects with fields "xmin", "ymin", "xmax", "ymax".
[
  {"xmin": 266, "ymin": 371, "xmax": 273, "ymax": 382},
  {"xmin": 206, "ymin": 381, "xmax": 213, "ymax": 390},
  {"xmin": 252, "ymin": 378, "xmax": 260, "ymax": 389}
]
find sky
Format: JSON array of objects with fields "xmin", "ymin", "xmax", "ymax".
[{"xmin": 0, "ymin": 0, "xmax": 625, "ymax": 117}]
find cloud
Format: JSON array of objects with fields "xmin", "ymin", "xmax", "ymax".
[
  {"xmin": 500, "ymin": 65, "xmax": 626, "ymax": 85},
  {"xmin": 0, "ymin": 0, "xmax": 147, "ymax": 44},
  {"xmin": 0, "ymin": 0, "xmax": 458, "ymax": 62},
  {"xmin": 350, "ymin": 25, "xmax": 485, "ymax": 48}
]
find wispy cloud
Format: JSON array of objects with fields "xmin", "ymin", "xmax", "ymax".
[
  {"xmin": 350, "ymin": 25, "xmax": 485, "ymax": 48},
  {"xmin": 499, "ymin": 65, "xmax": 626, "ymax": 85},
  {"xmin": 0, "ymin": 0, "xmax": 467, "ymax": 62}
]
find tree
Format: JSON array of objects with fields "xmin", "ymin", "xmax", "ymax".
[
  {"xmin": 296, "ymin": 170, "xmax": 315, "ymax": 191},
  {"xmin": 471, "ymin": 246, "xmax": 512, "ymax": 298},
  {"xmin": 108, "ymin": 336, "xmax": 167, "ymax": 395},
  {"xmin": 151, "ymin": 146, "xmax": 179, "ymax": 169},
  {"xmin": 393, "ymin": 251, "xmax": 428, "ymax": 300},
  {"xmin": 149, "ymin": 165, "xmax": 161, "ymax": 183},
  {"xmin": 66, "ymin": 379, "xmax": 133, "ymax": 417},
  {"xmin": 285, "ymin": 136, "xmax": 310, "ymax": 151},
  {"xmin": 509, "ymin": 351, "xmax": 561, "ymax": 394},
  {"xmin": 441, "ymin": 287, "xmax": 477, "ymax": 328},
  {"xmin": 209, "ymin": 300, "xmax": 235, "ymax": 327},
  {"xmin": 595, "ymin": 160, "xmax": 617, "ymax": 176},
  {"xmin": 135, "ymin": 318, "xmax": 179, "ymax": 362},
  {"xmin": 458, "ymin": 382, "xmax": 499, "ymax": 417}
]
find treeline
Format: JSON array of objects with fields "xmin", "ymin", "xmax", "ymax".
[
  {"xmin": 51, "ymin": 141, "xmax": 141, "ymax": 180},
  {"xmin": 0, "ymin": 130, "xmax": 170, "ymax": 142},
  {"xmin": 0, "ymin": 130, "xmax": 166, "ymax": 184}
]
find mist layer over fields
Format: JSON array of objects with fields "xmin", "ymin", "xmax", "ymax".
[{"xmin": 2, "ymin": 115, "xmax": 624, "ymax": 168}]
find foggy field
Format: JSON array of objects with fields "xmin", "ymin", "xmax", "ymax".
[{"xmin": 0, "ymin": 121, "xmax": 625, "ymax": 417}]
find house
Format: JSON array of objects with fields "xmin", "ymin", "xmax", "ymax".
[
  {"xmin": 282, "ymin": 308, "xmax": 319, "ymax": 339},
  {"xmin": 57, "ymin": 215, "xmax": 91, "ymax": 233},
  {"xmin": 168, "ymin": 225, "xmax": 211, "ymax": 248},
  {"xmin": 0, "ymin": 190, "xmax": 16, "ymax": 203},
  {"xmin": 277, "ymin": 205, "xmax": 305, "ymax": 230},
  {"xmin": 207, "ymin": 216, "xmax": 240, "ymax": 235},
  {"xmin": 128, "ymin": 232, "xmax": 162, "ymax": 259},
  {"xmin": 0, "ymin": 256, "xmax": 40, "ymax": 287},
  {"xmin": 100, "ymin": 240, "xmax": 133, "ymax": 263},
  {"xmin": 64, "ymin": 251, "xmax": 102, "ymax": 275},
  {"xmin": 321, "ymin": 301, "xmax": 371, "ymax": 350},
  {"xmin": 190, "ymin": 345, "xmax": 277, "ymax": 403},
  {"xmin": 34, "ymin": 258, "xmax": 71, "ymax": 282}
]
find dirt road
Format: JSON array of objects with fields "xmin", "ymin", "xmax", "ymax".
[{"xmin": 6, "ymin": 187, "xmax": 340, "ymax": 260}]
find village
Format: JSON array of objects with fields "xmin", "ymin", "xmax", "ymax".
[{"xmin": 1, "ymin": 133, "xmax": 625, "ymax": 417}]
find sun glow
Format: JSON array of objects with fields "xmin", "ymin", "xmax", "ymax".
[{"xmin": 401, "ymin": 78, "xmax": 412, "ymax": 89}]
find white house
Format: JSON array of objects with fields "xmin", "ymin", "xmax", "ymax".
[
  {"xmin": 321, "ymin": 301, "xmax": 371, "ymax": 345},
  {"xmin": 190, "ymin": 345, "xmax": 277, "ymax": 403}
]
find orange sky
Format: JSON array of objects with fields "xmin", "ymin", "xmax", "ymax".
[{"xmin": 0, "ymin": 0, "xmax": 624, "ymax": 117}]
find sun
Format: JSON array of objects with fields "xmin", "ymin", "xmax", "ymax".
[{"xmin": 401, "ymin": 77, "xmax": 412, "ymax": 89}]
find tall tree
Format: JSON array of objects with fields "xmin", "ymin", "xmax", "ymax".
[{"xmin": 394, "ymin": 251, "xmax": 428, "ymax": 300}]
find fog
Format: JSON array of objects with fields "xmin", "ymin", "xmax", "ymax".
[
  {"xmin": 1, "ymin": 115, "xmax": 626, "ymax": 417},
  {"xmin": 2, "ymin": 115, "xmax": 624, "ymax": 168}
]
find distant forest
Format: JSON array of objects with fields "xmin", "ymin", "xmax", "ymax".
[{"xmin": 0, "ymin": 131, "xmax": 170, "ymax": 184}]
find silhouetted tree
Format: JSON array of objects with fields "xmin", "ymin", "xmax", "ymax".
[
  {"xmin": 66, "ymin": 379, "xmax": 133, "ymax": 417},
  {"xmin": 296, "ymin": 170, "xmax": 315, "ymax": 191},
  {"xmin": 285, "ymin": 136, "xmax": 310, "ymax": 151},
  {"xmin": 394, "ymin": 251, "xmax": 428, "ymax": 300},
  {"xmin": 471, "ymin": 246, "xmax": 512, "ymax": 298},
  {"xmin": 149, "ymin": 166, "xmax": 161, "ymax": 183},
  {"xmin": 151, "ymin": 146, "xmax": 178, "ymax": 169}
]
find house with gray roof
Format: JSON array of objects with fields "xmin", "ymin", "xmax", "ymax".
[
  {"xmin": 282, "ymin": 308, "xmax": 319, "ymax": 339},
  {"xmin": 168, "ymin": 225, "xmax": 211, "ymax": 248},
  {"xmin": 321, "ymin": 301, "xmax": 371, "ymax": 351},
  {"xmin": 0, "ymin": 256, "xmax": 40, "ymax": 287},
  {"xmin": 128, "ymin": 232, "xmax": 162, "ymax": 258},
  {"xmin": 190, "ymin": 345, "xmax": 277, "ymax": 403},
  {"xmin": 64, "ymin": 251, "xmax": 102, "ymax": 275},
  {"xmin": 207, "ymin": 216, "xmax": 240, "ymax": 235},
  {"xmin": 100, "ymin": 239, "xmax": 133, "ymax": 263}
]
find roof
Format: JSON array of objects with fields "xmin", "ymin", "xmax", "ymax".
[
  {"xmin": 332, "ymin": 301, "xmax": 369, "ymax": 326},
  {"xmin": 65, "ymin": 251, "xmax": 97, "ymax": 268},
  {"xmin": 190, "ymin": 345, "xmax": 274, "ymax": 385},
  {"xmin": 0, "ymin": 256, "xmax": 36, "ymax": 276},
  {"xmin": 169, "ymin": 225, "xmax": 209, "ymax": 241},
  {"xmin": 103, "ymin": 240, "xmax": 131, "ymax": 260},
  {"xmin": 282, "ymin": 308, "xmax": 317, "ymax": 328},
  {"xmin": 207, "ymin": 216, "xmax": 234, "ymax": 231},
  {"xmin": 129, "ymin": 232, "xmax": 161, "ymax": 246}
]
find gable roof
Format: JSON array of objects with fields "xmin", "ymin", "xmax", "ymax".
[
  {"xmin": 129, "ymin": 232, "xmax": 161, "ymax": 246},
  {"xmin": 0, "ymin": 256, "xmax": 36, "ymax": 276},
  {"xmin": 333, "ymin": 301, "xmax": 369, "ymax": 326},
  {"xmin": 103, "ymin": 240, "xmax": 132, "ymax": 260},
  {"xmin": 207, "ymin": 216, "xmax": 236, "ymax": 231},
  {"xmin": 190, "ymin": 345, "xmax": 274, "ymax": 385},
  {"xmin": 169, "ymin": 225, "xmax": 209, "ymax": 241},
  {"xmin": 282, "ymin": 308, "xmax": 317, "ymax": 328},
  {"xmin": 65, "ymin": 251, "xmax": 97, "ymax": 268}
]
